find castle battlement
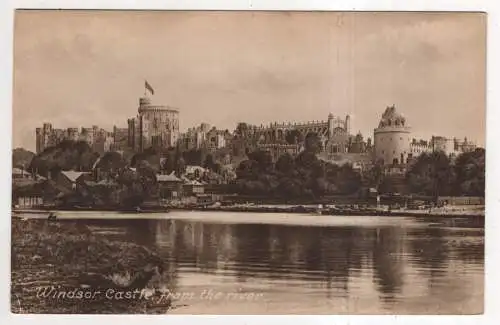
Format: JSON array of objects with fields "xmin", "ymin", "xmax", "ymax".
[{"xmin": 138, "ymin": 105, "xmax": 180, "ymax": 113}]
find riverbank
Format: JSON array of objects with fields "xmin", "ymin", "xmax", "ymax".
[
  {"xmin": 12, "ymin": 203, "xmax": 484, "ymax": 219},
  {"xmin": 173, "ymin": 204, "xmax": 484, "ymax": 218},
  {"xmin": 11, "ymin": 218, "xmax": 172, "ymax": 313}
]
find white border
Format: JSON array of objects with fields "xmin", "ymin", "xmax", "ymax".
[{"xmin": 1, "ymin": 1, "xmax": 498, "ymax": 325}]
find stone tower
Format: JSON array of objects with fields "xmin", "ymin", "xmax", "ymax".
[{"xmin": 373, "ymin": 105, "xmax": 411, "ymax": 165}]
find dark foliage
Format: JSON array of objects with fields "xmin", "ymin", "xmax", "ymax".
[
  {"xmin": 234, "ymin": 143, "xmax": 362, "ymax": 199},
  {"xmin": 12, "ymin": 148, "xmax": 35, "ymax": 169},
  {"xmin": 453, "ymin": 148, "xmax": 485, "ymax": 196},
  {"xmin": 406, "ymin": 149, "xmax": 485, "ymax": 197},
  {"xmin": 28, "ymin": 140, "xmax": 100, "ymax": 177}
]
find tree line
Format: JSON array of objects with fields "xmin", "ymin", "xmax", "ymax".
[
  {"xmin": 15, "ymin": 138, "xmax": 486, "ymax": 206},
  {"xmin": 232, "ymin": 133, "xmax": 362, "ymax": 200},
  {"xmin": 405, "ymin": 148, "xmax": 485, "ymax": 197},
  {"xmin": 25, "ymin": 140, "xmax": 229, "ymax": 178}
]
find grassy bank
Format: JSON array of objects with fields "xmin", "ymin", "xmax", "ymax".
[{"xmin": 11, "ymin": 219, "xmax": 172, "ymax": 314}]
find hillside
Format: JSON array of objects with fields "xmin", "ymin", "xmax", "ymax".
[{"xmin": 28, "ymin": 140, "xmax": 100, "ymax": 177}]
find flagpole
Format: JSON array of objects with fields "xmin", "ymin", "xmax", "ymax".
[{"xmin": 144, "ymin": 80, "xmax": 147, "ymax": 97}]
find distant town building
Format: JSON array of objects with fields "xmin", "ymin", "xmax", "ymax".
[{"xmin": 157, "ymin": 172, "xmax": 183, "ymax": 199}]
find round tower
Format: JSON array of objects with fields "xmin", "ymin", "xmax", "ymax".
[
  {"xmin": 373, "ymin": 105, "xmax": 411, "ymax": 165},
  {"xmin": 136, "ymin": 96, "xmax": 180, "ymax": 150}
]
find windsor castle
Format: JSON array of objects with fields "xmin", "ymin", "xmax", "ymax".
[{"xmin": 35, "ymin": 92, "xmax": 478, "ymax": 170}]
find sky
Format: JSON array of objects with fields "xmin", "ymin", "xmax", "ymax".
[{"xmin": 12, "ymin": 11, "xmax": 486, "ymax": 151}]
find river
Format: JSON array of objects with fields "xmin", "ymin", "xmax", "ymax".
[{"xmin": 12, "ymin": 211, "xmax": 484, "ymax": 314}]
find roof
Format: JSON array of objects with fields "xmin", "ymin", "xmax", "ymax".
[
  {"xmin": 379, "ymin": 105, "xmax": 406, "ymax": 127},
  {"xmin": 184, "ymin": 180, "xmax": 204, "ymax": 186},
  {"xmin": 185, "ymin": 165, "xmax": 206, "ymax": 174},
  {"xmin": 156, "ymin": 172, "xmax": 182, "ymax": 182},
  {"xmin": 61, "ymin": 170, "xmax": 89, "ymax": 183},
  {"xmin": 12, "ymin": 168, "xmax": 31, "ymax": 176},
  {"xmin": 97, "ymin": 179, "xmax": 118, "ymax": 186}
]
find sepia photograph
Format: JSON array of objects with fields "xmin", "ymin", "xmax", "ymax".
[{"xmin": 10, "ymin": 10, "xmax": 485, "ymax": 314}]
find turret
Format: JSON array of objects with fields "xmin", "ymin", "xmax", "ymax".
[
  {"xmin": 328, "ymin": 113, "xmax": 334, "ymax": 138},
  {"xmin": 138, "ymin": 97, "xmax": 152, "ymax": 113}
]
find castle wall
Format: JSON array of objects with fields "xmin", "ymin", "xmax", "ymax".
[
  {"xmin": 257, "ymin": 143, "xmax": 302, "ymax": 162},
  {"xmin": 410, "ymin": 142, "xmax": 431, "ymax": 157},
  {"xmin": 247, "ymin": 114, "xmax": 352, "ymax": 154}
]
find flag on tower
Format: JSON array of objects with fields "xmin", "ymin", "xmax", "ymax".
[{"xmin": 145, "ymin": 80, "xmax": 154, "ymax": 95}]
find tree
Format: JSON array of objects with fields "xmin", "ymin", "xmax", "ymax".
[
  {"xmin": 285, "ymin": 129, "xmax": 304, "ymax": 145},
  {"xmin": 175, "ymin": 156, "xmax": 186, "ymax": 177},
  {"xmin": 12, "ymin": 148, "xmax": 35, "ymax": 169},
  {"xmin": 275, "ymin": 153, "xmax": 295, "ymax": 174},
  {"xmin": 454, "ymin": 148, "xmax": 485, "ymax": 196},
  {"xmin": 235, "ymin": 122, "xmax": 249, "ymax": 136},
  {"xmin": 304, "ymin": 132, "xmax": 322, "ymax": 154},
  {"xmin": 366, "ymin": 159, "xmax": 384, "ymax": 189},
  {"xmin": 204, "ymin": 154, "xmax": 216, "ymax": 171},
  {"xmin": 28, "ymin": 140, "xmax": 99, "ymax": 177},
  {"xmin": 295, "ymin": 151, "xmax": 319, "ymax": 169},
  {"xmin": 173, "ymin": 146, "xmax": 186, "ymax": 176},
  {"xmin": 116, "ymin": 160, "xmax": 158, "ymax": 207},
  {"xmin": 406, "ymin": 152, "xmax": 455, "ymax": 199},
  {"xmin": 160, "ymin": 151, "xmax": 176, "ymax": 175},
  {"xmin": 96, "ymin": 151, "xmax": 127, "ymax": 173},
  {"xmin": 235, "ymin": 160, "xmax": 260, "ymax": 180},
  {"xmin": 234, "ymin": 148, "xmax": 363, "ymax": 199},
  {"xmin": 336, "ymin": 163, "xmax": 362, "ymax": 194},
  {"xmin": 247, "ymin": 150, "xmax": 274, "ymax": 172}
]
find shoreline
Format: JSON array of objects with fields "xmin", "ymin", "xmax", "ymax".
[{"xmin": 12, "ymin": 205, "xmax": 484, "ymax": 219}]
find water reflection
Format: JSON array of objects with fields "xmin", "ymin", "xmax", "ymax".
[
  {"xmin": 372, "ymin": 227, "xmax": 405, "ymax": 303},
  {"xmin": 74, "ymin": 215, "xmax": 484, "ymax": 313}
]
